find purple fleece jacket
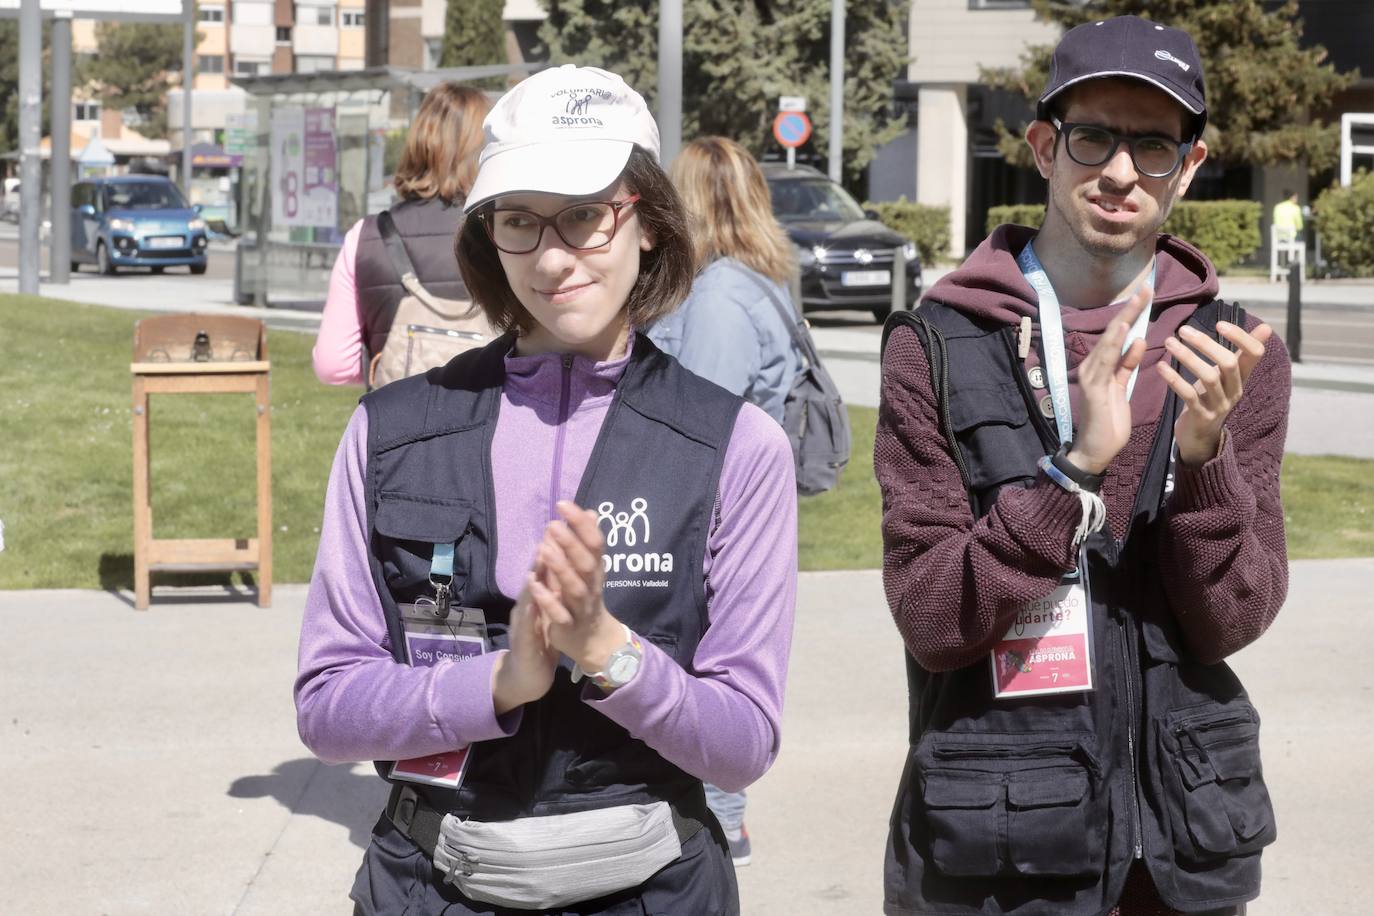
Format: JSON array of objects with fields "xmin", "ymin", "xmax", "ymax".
[{"xmin": 294, "ymin": 335, "xmax": 798, "ymax": 794}]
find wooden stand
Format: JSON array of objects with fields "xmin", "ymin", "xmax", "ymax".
[{"xmin": 131, "ymin": 315, "xmax": 272, "ymax": 609}]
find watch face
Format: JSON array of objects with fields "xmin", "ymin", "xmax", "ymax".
[{"xmin": 608, "ymin": 652, "xmax": 640, "ymax": 685}]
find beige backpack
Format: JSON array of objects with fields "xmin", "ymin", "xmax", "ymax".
[{"xmin": 369, "ymin": 210, "xmax": 495, "ymax": 388}]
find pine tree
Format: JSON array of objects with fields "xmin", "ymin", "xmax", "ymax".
[
  {"xmin": 980, "ymin": 0, "xmax": 1356, "ymax": 172},
  {"xmin": 441, "ymin": 0, "xmax": 508, "ymax": 89},
  {"xmin": 78, "ymin": 21, "xmax": 186, "ymax": 140},
  {"xmin": 539, "ymin": 0, "xmax": 909, "ymax": 190},
  {"xmin": 0, "ymin": 20, "xmax": 52, "ymax": 156}
]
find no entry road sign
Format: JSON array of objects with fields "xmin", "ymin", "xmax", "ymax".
[{"xmin": 773, "ymin": 111, "xmax": 812, "ymax": 149}]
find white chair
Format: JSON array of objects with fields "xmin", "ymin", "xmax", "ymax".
[{"xmin": 1270, "ymin": 225, "xmax": 1305, "ymax": 283}]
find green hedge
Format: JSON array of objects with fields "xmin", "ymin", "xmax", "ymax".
[
  {"xmin": 866, "ymin": 198, "xmax": 951, "ymax": 266},
  {"xmin": 1163, "ymin": 201, "xmax": 1262, "ymax": 273},
  {"xmin": 986, "ymin": 204, "xmax": 1047, "ymax": 234},
  {"xmin": 985, "ymin": 200, "xmax": 1261, "ymax": 273},
  {"xmin": 1314, "ymin": 172, "xmax": 1374, "ymax": 276}
]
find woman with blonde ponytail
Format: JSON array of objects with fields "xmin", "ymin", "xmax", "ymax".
[{"xmin": 649, "ymin": 136, "xmax": 802, "ymax": 426}]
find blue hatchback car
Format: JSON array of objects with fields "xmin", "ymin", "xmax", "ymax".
[{"xmin": 71, "ymin": 176, "xmax": 209, "ymax": 275}]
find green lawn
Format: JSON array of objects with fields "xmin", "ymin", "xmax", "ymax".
[
  {"xmin": 0, "ymin": 294, "xmax": 1369, "ymax": 589},
  {"xmin": 0, "ymin": 294, "xmax": 359, "ymax": 590}
]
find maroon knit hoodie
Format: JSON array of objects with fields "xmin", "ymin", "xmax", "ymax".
[{"xmin": 876, "ymin": 225, "xmax": 1291, "ymax": 916}]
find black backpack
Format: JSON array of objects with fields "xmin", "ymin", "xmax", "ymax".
[{"xmin": 730, "ymin": 263, "xmax": 852, "ymax": 496}]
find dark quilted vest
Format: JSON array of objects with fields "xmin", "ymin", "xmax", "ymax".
[
  {"xmin": 355, "ymin": 196, "xmax": 469, "ymax": 372},
  {"xmin": 878, "ymin": 300, "xmax": 1276, "ymax": 916},
  {"xmin": 361, "ymin": 333, "xmax": 744, "ymax": 822}
]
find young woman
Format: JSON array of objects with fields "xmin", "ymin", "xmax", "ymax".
[
  {"xmin": 649, "ymin": 136, "xmax": 801, "ymax": 428},
  {"xmin": 295, "ymin": 65, "xmax": 797, "ymax": 915},
  {"xmin": 312, "ymin": 82, "xmax": 490, "ymax": 386},
  {"xmin": 646, "ymin": 136, "xmax": 803, "ymax": 864}
]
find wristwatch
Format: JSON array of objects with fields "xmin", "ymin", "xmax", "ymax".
[
  {"xmin": 571, "ymin": 626, "xmax": 644, "ymax": 692},
  {"xmin": 1049, "ymin": 443, "xmax": 1105, "ymax": 493}
]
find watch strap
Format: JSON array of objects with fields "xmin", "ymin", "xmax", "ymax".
[
  {"xmin": 1049, "ymin": 443, "xmax": 1105, "ymax": 493},
  {"xmin": 570, "ymin": 624, "xmax": 641, "ymax": 690}
]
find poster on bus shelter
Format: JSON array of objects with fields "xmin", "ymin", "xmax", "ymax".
[{"xmin": 270, "ymin": 106, "xmax": 337, "ymax": 228}]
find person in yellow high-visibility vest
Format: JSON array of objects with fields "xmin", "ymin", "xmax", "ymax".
[{"xmin": 1273, "ymin": 189, "xmax": 1304, "ymax": 240}]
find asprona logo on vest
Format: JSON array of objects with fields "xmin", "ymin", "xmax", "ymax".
[{"xmin": 598, "ymin": 498, "xmax": 672, "ymax": 589}]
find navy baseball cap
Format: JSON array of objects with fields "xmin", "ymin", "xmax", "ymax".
[{"xmin": 1038, "ymin": 15, "xmax": 1207, "ymax": 140}]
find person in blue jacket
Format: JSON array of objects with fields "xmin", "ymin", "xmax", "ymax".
[{"xmin": 649, "ymin": 136, "xmax": 802, "ymax": 427}]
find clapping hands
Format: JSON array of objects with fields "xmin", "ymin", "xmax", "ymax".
[{"xmin": 491, "ymin": 500, "xmax": 623, "ymax": 713}]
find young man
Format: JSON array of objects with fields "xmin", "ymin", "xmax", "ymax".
[{"xmin": 877, "ymin": 16, "xmax": 1288, "ymax": 916}]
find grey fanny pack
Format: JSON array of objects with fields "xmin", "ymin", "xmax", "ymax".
[{"xmin": 386, "ymin": 784, "xmax": 707, "ymax": 909}]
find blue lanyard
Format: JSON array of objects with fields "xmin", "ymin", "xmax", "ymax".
[
  {"xmin": 1016, "ymin": 241, "xmax": 1154, "ymax": 446},
  {"xmin": 429, "ymin": 542, "xmax": 455, "ymax": 616}
]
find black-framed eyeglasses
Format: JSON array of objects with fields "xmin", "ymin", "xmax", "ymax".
[
  {"xmin": 1052, "ymin": 117, "xmax": 1192, "ymax": 179},
  {"xmin": 479, "ymin": 195, "xmax": 641, "ymax": 254}
]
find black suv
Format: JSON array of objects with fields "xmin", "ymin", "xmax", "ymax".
[{"xmin": 762, "ymin": 163, "xmax": 921, "ymax": 323}]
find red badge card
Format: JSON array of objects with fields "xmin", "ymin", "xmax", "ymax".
[
  {"xmin": 990, "ymin": 581, "xmax": 1093, "ymax": 699},
  {"xmin": 390, "ymin": 609, "xmax": 488, "ymax": 789}
]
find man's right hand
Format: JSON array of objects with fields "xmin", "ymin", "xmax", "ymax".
[{"xmin": 1064, "ymin": 285, "xmax": 1151, "ymax": 476}]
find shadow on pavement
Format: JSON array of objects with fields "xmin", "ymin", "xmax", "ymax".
[
  {"xmin": 98, "ymin": 551, "xmax": 263, "ymax": 605},
  {"xmin": 229, "ymin": 756, "xmax": 386, "ymax": 850}
]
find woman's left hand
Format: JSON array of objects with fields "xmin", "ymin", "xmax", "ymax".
[{"xmin": 529, "ymin": 500, "xmax": 627, "ymax": 676}]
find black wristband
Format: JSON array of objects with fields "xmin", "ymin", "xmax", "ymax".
[{"xmin": 1051, "ymin": 443, "xmax": 1105, "ymax": 493}]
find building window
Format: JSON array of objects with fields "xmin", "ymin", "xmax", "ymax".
[
  {"xmin": 297, "ymin": 4, "xmax": 333, "ymax": 26},
  {"xmin": 295, "ymin": 54, "xmax": 336, "ymax": 73},
  {"xmin": 235, "ymin": 59, "xmax": 268, "ymax": 76},
  {"xmin": 341, "ymin": 10, "xmax": 364, "ymax": 28},
  {"xmin": 276, "ymin": 26, "xmax": 292, "ymax": 43},
  {"xmin": 199, "ymin": 5, "xmax": 225, "ymax": 23},
  {"xmin": 73, "ymin": 100, "xmax": 101, "ymax": 121},
  {"xmin": 198, "ymin": 55, "xmax": 225, "ymax": 74}
]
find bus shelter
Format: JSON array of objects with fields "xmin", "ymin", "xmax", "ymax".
[{"xmin": 230, "ymin": 63, "xmax": 537, "ymax": 308}]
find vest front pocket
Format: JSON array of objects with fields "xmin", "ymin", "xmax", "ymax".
[
  {"xmin": 1158, "ymin": 703, "xmax": 1276, "ymax": 863},
  {"xmin": 373, "ymin": 492, "xmax": 475, "ymax": 604},
  {"xmin": 917, "ymin": 735, "xmax": 1105, "ymax": 879}
]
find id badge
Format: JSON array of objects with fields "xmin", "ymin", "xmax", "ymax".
[
  {"xmin": 390, "ymin": 604, "xmax": 490, "ymax": 789},
  {"xmin": 990, "ymin": 573, "xmax": 1094, "ymax": 700}
]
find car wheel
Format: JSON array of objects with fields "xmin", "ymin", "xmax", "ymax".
[
  {"xmin": 871, "ymin": 304, "xmax": 893, "ymax": 324},
  {"xmin": 151, "ymin": 266, "xmax": 165, "ymax": 274},
  {"xmin": 69, "ymin": 260, "xmax": 79, "ymax": 273},
  {"xmin": 190, "ymin": 262, "xmax": 207, "ymax": 275},
  {"xmin": 96, "ymin": 242, "xmax": 116, "ymax": 276}
]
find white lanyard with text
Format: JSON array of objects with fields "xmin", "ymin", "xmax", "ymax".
[{"xmin": 1015, "ymin": 241, "xmax": 1155, "ymax": 446}]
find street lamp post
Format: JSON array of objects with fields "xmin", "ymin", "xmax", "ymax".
[
  {"xmin": 828, "ymin": 0, "xmax": 844, "ymax": 184},
  {"xmin": 658, "ymin": 0, "xmax": 683, "ymax": 168},
  {"xmin": 50, "ymin": 11, "xmax": 73, "ymax": 285},
  {"xmin": 18, "ymin": 0, "xmax": 41, "ymax": 296}
]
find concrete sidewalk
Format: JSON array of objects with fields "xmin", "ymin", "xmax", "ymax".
[{"xmin": 2, "ymin": 561, "xmax": 1370, "ymax": 915}]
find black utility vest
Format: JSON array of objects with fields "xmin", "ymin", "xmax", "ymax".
[
  {"xmin": 879, "ymin": 301, "xmax": 1276, "ymax": 916},
  {"xmin": 355, "ymin": 196, "xmax": 468, "ymax": 371},
  {"xmin": 361, "ymin": 333, "xmax": 743, "ymax": 822}
]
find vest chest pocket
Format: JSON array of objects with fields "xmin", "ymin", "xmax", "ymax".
[
  {"xmin": 374, "ymin": 492, "xmax": 476, "ymax": 603},
  {"xmin": 917, "ymin": 735, "xmax": 1106, "ymax": 879},
  {"xmin": 1158, "ymin": 704, "xmax": 1276, "ymax": 862},
  {"xmin": 947, "ymin": 385, "xmax": 1042, "ymax": 495}
]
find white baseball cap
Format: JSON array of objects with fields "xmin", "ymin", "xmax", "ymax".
[{"xmin": 463, "ymin": 65, "xmax": 661, "ymax": 214}]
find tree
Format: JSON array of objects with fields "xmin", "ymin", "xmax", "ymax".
[
  {"xmin": 0, "ymin": 20, "xmax": 51, "ymax": 157},
  {"xmin": 539, "ymin": 0, "xmax": 910, "ymax": 191},
  {"xmin": 78, "ymin": 20, "xmax": 186, "ymax": 139},
  {"xmin": 441, "ymin": 0, "xmax": 508, "ymax": 89},
  {"xmin": 980, "ymin": 0, "xmax": 1357, "ymax": 173}
]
